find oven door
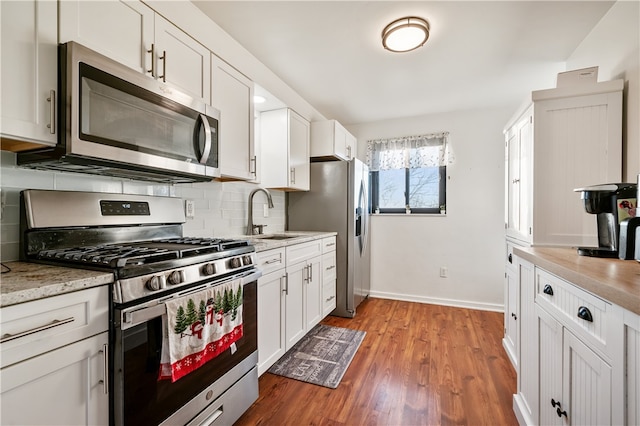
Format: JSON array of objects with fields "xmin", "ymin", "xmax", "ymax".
[{"xmin": 112, "ymin": 270, "xmax": 259, "ymax": 426}]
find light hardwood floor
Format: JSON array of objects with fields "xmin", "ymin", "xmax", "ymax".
[{"xmin": 235, "ymin": 297, "xmax": 518, "ymax": 425}]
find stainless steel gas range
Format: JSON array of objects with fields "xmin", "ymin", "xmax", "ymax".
[{"xmin": 20, "ymin": 189, "xmax": 260, "ymax": 426}]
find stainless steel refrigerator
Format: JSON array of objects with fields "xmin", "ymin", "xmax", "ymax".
[{"xmin": 288, "ymin": 158, "xmax": 371, "ymax": 318}]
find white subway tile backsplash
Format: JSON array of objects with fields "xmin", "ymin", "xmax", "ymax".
[{"xmin": 1, "ymin": 153, "xmax": 286, "ymax": 261}]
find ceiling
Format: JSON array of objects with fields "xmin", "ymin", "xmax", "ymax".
[{"xmin": 192, "ymin": 1, "xmax": 615, "ymax": 125}]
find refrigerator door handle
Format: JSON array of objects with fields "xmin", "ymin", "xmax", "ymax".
[{"xmin": 358, "ymin": 180, "xmax": 368, "ymax": 255}]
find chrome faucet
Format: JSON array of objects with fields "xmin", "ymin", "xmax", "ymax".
[{"xmin": 247, "ymin": 188, "xmax": 274, "ymax": 235}]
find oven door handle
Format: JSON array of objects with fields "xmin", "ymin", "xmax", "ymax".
[{"xmin": 120, "ymin": 269, "xmax": 262, "ymax": 330}]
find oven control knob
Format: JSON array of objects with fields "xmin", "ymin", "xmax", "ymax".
[
  {"xmin": 242, "ymin": 255, "xmax": 253, "ymax": 265},
  {"xmin": 167, "ymin": 270, "xmax": 183, "ymax": 285},
  {"xmin": 146, "ymin": 275, "xmax": 162, "ymax": 291},
  {"xmin": 202, "ymin": 263, "xmax": 216, "ymax": 276},
  {"xmin": 229, "ymin": 257, "xmax": 242, "ymax": 269}
]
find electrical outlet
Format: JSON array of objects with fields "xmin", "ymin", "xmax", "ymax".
[
  {"xmin": 185, "ymin": 200, "xmax": 195, "ymax": 219},
  {"xmin": 439, "ymin": 267, "xmax": 448, "ymax": 278},
  {"xmin": 263, "ymin": 204, "xmax": 269, "ymax": 218}
]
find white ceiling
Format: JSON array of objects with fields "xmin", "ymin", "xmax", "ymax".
[{"xmin": 192, "ymin": 1, "xmax": 615, "ymax": 125}]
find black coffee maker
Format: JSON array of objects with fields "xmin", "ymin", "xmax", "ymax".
[{"xmin": 574, "ymin": 183, "xmax": 637, "ymax": 258}]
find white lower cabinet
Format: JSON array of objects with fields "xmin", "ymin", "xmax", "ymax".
[
  {"xmin": 512, "ymin": 259, "xmax": 627, "ymax": 426},
  {"xmin": 257, "ymin": 237, "xmax": 336, "ymax": 375},
  {"xmin": 257, "ymin": 268, "xmax": 286, "ymax": 376},
  {"xmin": 0, "ymin": 285, "xmax": 109, "ymax": 425},
  {"xmin": 0, "ymin": 332, "xmax": 109, "ymax": 426}
]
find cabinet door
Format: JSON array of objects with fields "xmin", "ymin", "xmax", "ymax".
[
  {"xmin": 562, "ymin": 329, "xmax": 612, "ymax": 425},
  {"xmin": 0, "ymin": 332, "xmax": 109, "ymax": 425},
  {"xmin": 59, "ymin": 0, "xmax": 153, "ymax": 74},
  {"xmin": 506, "ymin": 108, "xmax": 532, "ymax": 242},
  {"xmin": 257, "ymin": 269, "xmax": 286, "ymax": 375},
  {"xmin": 154, "ymin": 15, "xmax": 210, "ymax": 103},
  {"xmin": 503, "ymin": 265, "xmax": 519, "ymax": 368},
  {"xmin": 285, "ymin": 262, "xmax": 307, "ymax": 350},
  {"xmin": 288, "ymin": 109, "xmax": 310, "ymax": 190},
  {"xmin": 212, "ymin": 55, "xmax": 255, "ymax": 180},
  {"xmin": 305, "ymin": 256, "xmax": 322, "ymax": 330},
  {"xmin": 1, "ymin": 0, "xmax": 57, "ymax": 146},
  {"xmin": 345, "ymin": 131, "xmax": 357, "ymax": 160},
  {"xmin": 537, "ymin": 305, "xmax": 563, "ymax": 426}
]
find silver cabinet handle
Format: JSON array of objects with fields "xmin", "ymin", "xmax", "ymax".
[
  {"xmin": 264, "ymin": 258, "xmax": 281, "ymax": 265},
  {"xmin": 326, "ymin": 295, "xmax": 335, "ymax": 302},
  {"xmin": 46, "ymin": 90, "xmax": 55, "ymax": 134},
  {"xmin": 99, "ymin": 344, "xmax": 109, "ymax": 395},
  {"xmin": 158, "ymin": 50, "xmax": 166, "ymax": 82},
  {"xmin": 325, "ymin": 265, "xmax": 336, "ymax": 271},
  {"xmin": 147, "ymin": 44, "xmax": 155, "ymax": 77},
  {"xmin": 290, "ymin": 168, "xmax": 295, "ymax": 184},
  {"xmin": 282, "ymin": 274, "xmax": 288, "ymax": 295},
  {"xmin": 309, "ymin": 263, "xmax": 313, "ymax": 282},
  {"xmin": 347, "ymin": 145, "xmax": 352, "ymax": 159},
  {"xmin": 197, "ymin": 113, "xmax": 212, "ymax": 164},
  {"xmin": 250, "ymin": 156, "xmax": 257, "ymax": 175},
  {"xmin": 0, "ymin": 317, "xmax": 74, "ymax": 343},
  {"xmin": 326, "ymin": 242, "xmax": 336, "ymax": 247}
]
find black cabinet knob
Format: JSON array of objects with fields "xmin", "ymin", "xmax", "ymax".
[
  {"xmin": 556, "ymin": 408, "xmax": 568, "ymax": 418},
  {"xmin": 511, "ymin": 312, "xmax": 518, "ymax": 320},
  {"xmin": 508, "ymin": 253, "xmax": 513, "ymax": 264},
  {"xmin": 577, "ymin": 306, "xmax": 593, "ymax": 322},
  {"xmin": 543, "ymin": 284, "xmax": 554, "ymax": 296}
]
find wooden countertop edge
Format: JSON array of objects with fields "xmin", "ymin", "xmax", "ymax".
[{"xmin": 514, "ymin": 246, "xmax": 640, "ymax": 315}]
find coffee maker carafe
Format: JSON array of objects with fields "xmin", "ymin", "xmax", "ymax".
[{"xmin": 574, "ymin": 183, "xmax": 637, "ymax": 258}]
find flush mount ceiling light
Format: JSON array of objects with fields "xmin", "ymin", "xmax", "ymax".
[
  {"xmin": 382, "ymin": 16, "xmax": 430, "ymax": 53},
  {"xmin": 253, "ymin": 95, "xmax": 266, "ymax": 104}
]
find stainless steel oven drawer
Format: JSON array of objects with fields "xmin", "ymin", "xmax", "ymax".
[{"xmin": 185, "ymin": 365, "xmax": 258, "ymax": 426}]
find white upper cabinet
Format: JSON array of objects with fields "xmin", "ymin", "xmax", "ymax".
[
  {"xmin": 211, "ymin": 55, "xmax": 256, "ymax": 181},
  {"xmin": 153, "ymin": 16, "xmax": 210, "ymax": 103},
  {"xmin": 60, "ymin": 0, "xmax": 210, "ymax": 103},
  {"xmin": 311, "ymin": 119, "xmax": 357, "ymax": 161},
  {"xmin": 504, "ymin": 80, "xmax": 623, "ymax": 247},
  {"xmin": 260, "ymin": 108, "xmax": 310, "ymax": 191},
  {"xmin": 59, "ymin": 0, "xmax": 153, "ymax": 74},
  {"xmin": 1, "ymin": 0, "xmax": 58, "ymax": 147}
]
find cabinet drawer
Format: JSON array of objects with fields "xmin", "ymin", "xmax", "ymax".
[
  {"xmin": 322, "ymin": 236, "xmax": 337, "ymax": 253},
  {"xmin": 535, "ymin": 268, "xmax": 611, "ymax": 356},
  {"xmin": 322, "ymin": 252, "xmax": 337, "ymax": 282},
  {"xmin": 0, "ymin": 285, "xmax": 109, "ymax": 369},
  {"xmin": 256, "ymin": 248, "xmax": 286, "ymax": 275},
  {"xmin": 286, "ymin": 239, "xmax": 323, "ymax": 266},
  {"xmin": 322, "ymin": 280, "xmax": 336, "ymax": 315}
]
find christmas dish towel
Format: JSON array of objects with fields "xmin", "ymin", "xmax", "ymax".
[{"xmin": 158, "ymin": 278, "xmax": 243, "ymax": 382}]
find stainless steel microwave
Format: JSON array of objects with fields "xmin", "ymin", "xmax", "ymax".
[{"xmin": 18, "ymin": 41, "xmax": 220, "ymax": 183}]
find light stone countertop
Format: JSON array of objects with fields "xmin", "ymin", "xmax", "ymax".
[
  {"xmin": 0, "ymin": 262, "xmax": 114, "ymax": 308},
  {"xmin": 514, "ymin": 246, "xmax": 640, "ymax": 315},
  {"xmin": 237, "ymin": 231, "xmax": 338, "ymax": 252},
  {"xmin": 0, "ymin": 231, "xmax": 336, "ymax": 308}
]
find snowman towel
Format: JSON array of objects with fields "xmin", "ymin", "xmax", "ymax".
[{"xmin": 158, "ymin": 279, "xmax": 243, "ymax": 382}]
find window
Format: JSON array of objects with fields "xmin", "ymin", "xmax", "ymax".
[{"xmin": 367, "ymin": 132, "xmax": 449, "ymax": 214}]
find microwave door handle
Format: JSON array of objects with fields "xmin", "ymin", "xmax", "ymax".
[{"xmin": 197, "ymin": 113, "xmax": 212, "ymax": 164}]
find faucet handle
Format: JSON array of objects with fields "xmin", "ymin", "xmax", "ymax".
[{"xmin": 253, "ymin": 224, "xmax": 267, "ymax": 235}]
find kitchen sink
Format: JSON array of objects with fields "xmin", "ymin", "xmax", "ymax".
[{"xmin": 251, "ymin": 234, "xmax": 299, "ymax": 240}]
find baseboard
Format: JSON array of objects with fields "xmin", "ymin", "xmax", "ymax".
[
  {"xmin": 368, "ymin": 290, "xmax": 504, "ymax": 313},
  {"xmin": 502, "ymin": 338, "xmax": 518, "ymax": 369},
  {"xmin": 513, "ymin": 393, "xmax": 534, "ymax": 426}
]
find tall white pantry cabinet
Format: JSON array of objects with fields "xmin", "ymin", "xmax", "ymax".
[{"xmin": 502, "ymin": 79, "xmax": 623, "ymax": 369}]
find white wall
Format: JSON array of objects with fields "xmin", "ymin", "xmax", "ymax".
[
  {"xmin": 566, "ymin": 0, "xmax": 640, "ymax": 182},
  {"xmin": 348, "ymin": 106, "xmax": 513, "ymax": 311},
  {"xmin": 0, "ymin": 151, "xmax": 285, "ymax": 262}
]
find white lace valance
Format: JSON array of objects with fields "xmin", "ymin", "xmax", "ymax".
[{"xmin": 366, "ymin": 132, "xmax": 451, "ymax": 172}]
